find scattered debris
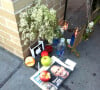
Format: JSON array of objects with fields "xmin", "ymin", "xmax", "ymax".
[
  {"xmin": 71, "ymin": 81, "xmax": 74, "ymax": 84},
  {"xmin": 92, "ymin": 73, "xmax": 96, "ymax": 76}
]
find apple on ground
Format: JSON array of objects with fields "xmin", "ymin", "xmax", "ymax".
[
  {"xmin": 41, "ymin": 50, "xmax": 48, "ymax": 57},
  {"xmin": 41, "ymin": 56, "xmax": 52, "ymax": 66},
  {"xmin": 25, "ymin": 56, "xmax": 35, "ymax": 67},
  {"xmin": 39, "ymin": 71, "xmax": 51, "ymax": 82}
]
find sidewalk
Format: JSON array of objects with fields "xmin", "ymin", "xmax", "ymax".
[{"xmin": 0, "ymin": 2, "xmax": 100, "ymax": 90}]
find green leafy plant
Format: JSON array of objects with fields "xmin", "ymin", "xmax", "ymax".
[
  {"xmin": 83, "ymin": 7, "xmax": 100, "ymax": 40},
  {"xmin": 19, "ymin": 0, "xmax": 58, "ymax": 45}
]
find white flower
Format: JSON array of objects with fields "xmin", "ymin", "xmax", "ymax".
[
  {"xmin": 88, "ymin": 21, "xmax": 94, "ymax": 29},
  {"xmin": 24, "ymin": 39, "xmax": 29, "ymax": 45},
  {"xmin": 19, "ymin": 12, "xmax": 28, "ymax": 18},
  {"xmin": 45, "ymin": 22, "xmax": 49, "ymax": 26},
  {"xmin": 30, "ymin": 32, "xmax": 35, "ymax": 41},
  {"xmin": 19, "ymin": 28, "xmax": 23, "ymax": 32},
  {"xmin": 31, "ymin": 13, "xmax": 36, "ymax": 19},
  {"xmin": 20, "ymin": 18, "xmax": 28, "ymax": 27},
  {"xmin": 26, "ymin": 33, "xmax": 30, "ymax": 38},
  {"xmin": 50, "ymin": 8, "xmax": 56, "ymax": 15}
]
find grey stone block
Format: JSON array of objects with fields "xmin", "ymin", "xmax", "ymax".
[
  {"xmin": 0, "ymin": 65, "xmax": 40, "ymax": 90},
  {"xmin": 62, "ymin": 24, "xmax": 100, "ymax": 90},
  {"xmin": 0, "ymin": 47, "xmax": 22, "ymax": 88}
]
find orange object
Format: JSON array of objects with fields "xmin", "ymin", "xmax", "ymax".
[
  {"xmin": 25, "ymin": 56, "xmax": 35, "ymax": 67},
  {"xmin": 75, "ymin": 27, "xmax": 79, "ymax": 38},
  {"xmin": 63, "ymin": 22, "xmax": 68, "ymax": 30}
]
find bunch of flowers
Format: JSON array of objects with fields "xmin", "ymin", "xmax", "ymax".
[
  {"xmin": 19, "ymin": 0, "xmax": 58, "ymax": 45},
  {"xmin": 86, "ymin": 21, "xmax": 94, "ymax": 33}
]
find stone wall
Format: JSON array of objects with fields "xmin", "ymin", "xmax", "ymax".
[
  {"xmin": 0, "ymin": 0, "xmax": 24, "ymax": 59},
  {"xmin": 67, "ymin": 0, "xmax": 86, "ymax": 17},
  {"xmin": 0, "ymin": 0, "xmax": 65, "ymax": 59}
]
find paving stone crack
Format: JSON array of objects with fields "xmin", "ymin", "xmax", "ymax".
[{"xmin": 0, "ymin": 62, "xmax": 23, "ymax": 88}]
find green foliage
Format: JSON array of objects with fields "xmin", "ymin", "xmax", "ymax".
[
  {"xmin": 19, "ymin": 0, "xmax": 58, "ymax": 45},
  {"xmin": 93, "ymin": 14, "xmax": 100, "ymax": 25},
  {"xmin": 54, "ymin": 26, "xmax": 62, "ymax": 38},
  {"xmin": 83, "ymin": 7, "xmax": 100, "ymax": 40}
]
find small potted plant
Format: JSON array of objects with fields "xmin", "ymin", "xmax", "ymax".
[{"xmin": 19, "ymin": 0, "xmax": 60, "ymax": 45}]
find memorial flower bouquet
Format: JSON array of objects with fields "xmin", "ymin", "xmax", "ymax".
[{"xmin": 19, "ymin": 0, "xmax": 59, "ymax": 45}]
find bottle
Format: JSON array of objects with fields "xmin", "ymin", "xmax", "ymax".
[
  {"xmin": 70, "ymin": 27, "xmax": 78, "ymax": 46},
  {"xmin": 56, "ymin": 38, "xmax": 66, "ymax": 57},
  {"xmin": 70, "ymin": 34, "xmax": 75, "ymax": 46}
]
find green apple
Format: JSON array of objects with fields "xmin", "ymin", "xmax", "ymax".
[{"xmin": 41, "ymin": 56, "xmax": 52, "ymax": 66}]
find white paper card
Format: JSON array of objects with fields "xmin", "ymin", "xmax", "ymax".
[
  {"xmin": 51, "ymin": 56, "xmax": 76, "ymax": 71},
  {"xmin": 65, "ymin": 59, "xmax": 77, "ymax": 71}
]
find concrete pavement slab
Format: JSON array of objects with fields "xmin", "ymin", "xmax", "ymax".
[
  {"xmin": 63, "ymin": 58, "xmax": 100, "ymax": 90},
  {"xmin": 0, "ymin": 65, "xmax": 40, "ymax": 90},
  {"xmin": 0, "ymin": 47, "xmax": 22, "ymax": 88},
  {"xmin": 63, "ymin": 24, "xmax": 100, "ymax": 90}
]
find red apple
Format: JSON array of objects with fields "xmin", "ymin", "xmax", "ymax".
[
  {"xmin": 25, "ymin": 56, "xmax": 35, "ymax": 67},
  {"xmin": 39, "ymin": 71, "xmax": 51, "ymax": 82},
  {"xmin": 41, "ymin": 51, "xmax": 48, "ymax": 57}
]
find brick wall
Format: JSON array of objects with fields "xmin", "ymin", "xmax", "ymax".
[
  {"xmin": 0, "ymin": 0, "xmax": 24, "ymax": 59},
  {"xmin": 0, "ymin": 0, "xmax": 65, "ymax": 59}
]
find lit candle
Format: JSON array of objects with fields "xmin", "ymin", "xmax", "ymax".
[{"xmin": 63, "ymin": 22, "xmax": 68, "ymax": 30}]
